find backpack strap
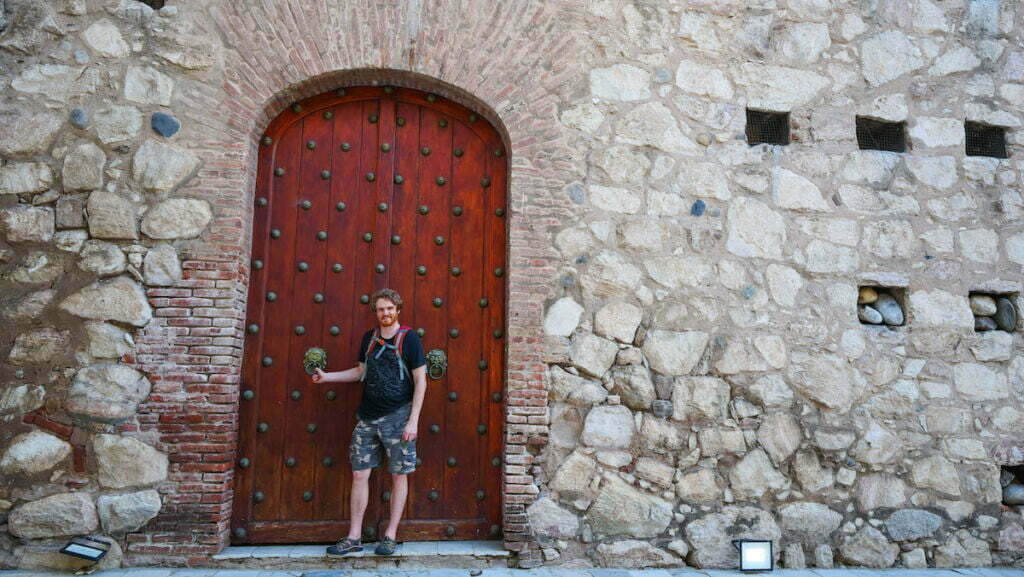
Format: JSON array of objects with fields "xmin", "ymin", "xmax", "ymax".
[
  {"xmin": 393, "ymin": 327, "xmax": 411, "ymax": 381},
  {"xmin": 359, "ymin": 329, "xmax": 379, "ymax": 382}
]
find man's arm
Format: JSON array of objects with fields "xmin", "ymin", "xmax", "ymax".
[
  {"xmin": 402, "ymin": 366, "xmax": 426, "ymax": 441},
  {"xmin": 312, "ymin": 364, "xmax": 365, "ymax": 383}
]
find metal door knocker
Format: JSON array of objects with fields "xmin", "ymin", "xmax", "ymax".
[
  {"xmin": 303, "ymin": 347, "xmax": 328, "ymax": 375},
  {"xmin": 426, "ymin": 349, "xmax": 447, "ymax": 380}
]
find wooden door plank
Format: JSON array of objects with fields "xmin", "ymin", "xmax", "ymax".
[
  {"xmin": 351, "ymin": 98, "xmax": 383, "ymax": 533},
  {"xmin": 315, "ymin": 100, "xmax": 365, "ymax": 523},
  {"xmin": 234, "ymin": 128, "xmax": 277, "ymax": 537},
  {"xmin": 444, "ymin": 120, "xmax": 486, "ymax": 525},
  {"xmin": 408, "ymin": 104, "xmax": 451, "ymax": 523},
  {"xmin": 280, "ymin": 111, "xmax": 333, "ymax": 521},
  {"xmin": 254, "ymin": 121, "xmax": 303, "ymax": 521},
  {"xmin": 483, "ymin": 135, "xmax": 509, "ymax": 535}
]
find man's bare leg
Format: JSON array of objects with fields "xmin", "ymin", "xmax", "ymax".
[
  {"xmin": 383, "ymin": 473, "xmax": 408, "ymax": 540},
  {"xmin": 348, "ymin": 468, "xmax": 371, "ymax": 540}
]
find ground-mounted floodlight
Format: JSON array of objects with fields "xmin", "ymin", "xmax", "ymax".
[
  {"xmin": 60, "ymin": 536, "xmax": 111, "ymax": 562},
  {"xmin": 733, "ymin": 539, "xmax": 773, "ymax": 571}
]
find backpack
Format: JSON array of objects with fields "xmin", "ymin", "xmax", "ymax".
[{"xmin": 360, "ymin": 326, "xmax": 412, "ymax": 382}]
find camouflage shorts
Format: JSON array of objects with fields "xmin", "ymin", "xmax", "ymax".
[{"xmin": 349, "ymin": 405, "xmax": 417, "ymax": 474}]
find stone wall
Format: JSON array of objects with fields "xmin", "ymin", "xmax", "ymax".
[{"xmin": 0, "ymin": 0, "xmax": 1022, "ymax": 571}]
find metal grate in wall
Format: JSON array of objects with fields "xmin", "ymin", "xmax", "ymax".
[
  {"xmin": 856, "ymin": 117, "xmax": 906, "ymax": 153},
  {"xmin": 136, "ymin": 0, "xmax": 166, "ymax": 8},
  {"xmin": 746, "ymin": 109, "xmax": 789, "ymax": 146},
  {"xmin": 965, "ymin": 122, "xmax": 1008, "ymax": 158}
]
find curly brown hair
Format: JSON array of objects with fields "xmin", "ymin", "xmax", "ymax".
[{"xmin": 370, "ymin": 288, "xmax": 403, "ymax": 311}]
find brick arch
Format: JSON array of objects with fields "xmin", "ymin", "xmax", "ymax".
[{"xmin": 130, "ymin": 0, "xmax": 588, "ymax": 566}]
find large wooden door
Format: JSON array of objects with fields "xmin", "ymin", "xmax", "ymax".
[{"xmin": 233, "ymin": 86, "xmax": 507, "ymax": 543}]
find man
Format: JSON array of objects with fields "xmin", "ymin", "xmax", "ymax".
[{"xmin": 311, "ymin": 288, "xmax": 427, "ymax": 556}]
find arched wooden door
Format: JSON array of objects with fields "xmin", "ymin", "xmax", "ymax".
[{"xmin": 233, "ymin": 86, "xmax": 507, "ymax": 543}]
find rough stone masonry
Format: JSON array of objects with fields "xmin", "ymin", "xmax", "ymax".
[{"xmin": 0, "ymin": 0, "xmax": 1022, "ymax": 571}]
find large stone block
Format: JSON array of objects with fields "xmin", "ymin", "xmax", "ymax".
[
  {"xmin": 590, "ymin": 64, "xmax": 650, "ymax": 101},
  {"xmin": 0, "ymin": 430, "xmax": 71, "ymax": 476},
  {"xmin": 580, "ymin": 251, "xmax": 643, "ymax": 298},
  {"xmin": 4, "ymin": 252, "xmax": 64, "ymax": 285},
  {"xmin": 727, "ymin": 197, "xmax": 787, "ymax": 259},
  {"xmin": 82, "ymin": 19, "xmax": 129, "ymax": 58},
  {"xmin": 1, "ymin": 205, "xmax": 54, "ymax": 243},
  {"xmin": 686, "ymin": 506, "xmax": 781, "ymax": 568},
  {"xmin": 549, "ymin": 450, "xmax": 597, "ymax": 501},
  {"xmin": 60, "ymin": 276, "xmax": 152, "ymax": 327},
  {"xmin": 644, "ymin": 330, "xmax": 708, "ymax": 376},
  {"xmin": 772, "ymin": 167, "xmax": 831, "ymax": 212},
  {"xmin": 586, "ymin": 476, "xmax": 672, "ymax": 538},
  {"xmin": 93, "ymin": 434, "xmax": 168, "ymax": 489},
  {"xmin": 729, "ymin": 448, "xmax": 787, "ymax": 499},
  {"xmin": 934, "ymin": 529, "xmax": 992, "ymax": 567},
  {"xmin": 840, "ymin": 526, "xmax": 898, "ymax": 568},
  {"xmin": 676, "ymin": 60, "xmax": 733, "ymax": 100},
  {"xmin": 885, "ymin": 509, "xmax": 943, "ymax": 541},
  {"xmin": 910, "ymin": 454, "xmax": 961, "ymax": 496},
  {"xmin": 610, "ymin": 365, "xmax": 655, "ymax": 410},
  {"xmin": 953, "ymin": 363, "xmax": 1009, "ymax": 401},
  {"xmin": 861, "ymin": 31, "xmax": 924, "ymax": 86},
  {"xmin": 856, "ymin": 474, "xmax": 909, "ymax": 510},
  {"xmin": 0, "ymin": 110, "xmax": 62, "ymax": 157},
  {"xmin": 143, "ymin": 243, "xmax": 182, "ymax": 286},
  {"xmin": 87, "ymin": 190, "xmax": 138, "ymax": 239},
  {"xmin": 735, "ymin": 63, "xmax": 830, "ymax": 111},
  {"xmin": 132, "ymin": 140, "xmax": 200, "ymax": 195},
  {"xmin": 672, "ymin": 376, "xmax": 729, "ymax": 422},
  {"xmin": 594, "ymin": 300, "xmax": 641, "ymax": 344},
  {"xmin": 153, "ymin": 29, "xmax": 218, "ymax": 70},
  {"xmin": 79, "ymin": 240, "xmax": 128, "ymax": 277},
  {"xmin": 779, "ymin": 502, "xmax": 842, "ymax": 542},
  {"xmin": 568, "ymin": 333, "xmax": 617, "ymax": 377},
  {"xmin": 141, "ymin": 198, "xmax": 212, "ymax": 239},
  {"xmin": 0, "ymin": 163, "xmax": 53, "ymax": 195},
  {"xmin": 581, "ymin": 405, "xmax": 634, "ymax": 449},
  {"xmin": 595, "ymin": 540, "xmax": 677, "ymax": 568},
  {"xmin": 62, "ymin": 142, "xmax": 106, "ymax": 192},
  {"xmin": 0, "ymin": 384, "xmax": 46, "ymax": 417},
  {"xmin": 11, "ymin": 64, "xmax": 101, "ymax": 102},
  {"xmin": 8, "ymin": 327, "xmax": 69, "ymax": 365},
  {"xmin": 97, "ymin": 490, "xmax": 161, "ymax": 534},
  {"xmin": 547, "ymin": 366, "xmax": 607, "ymax": 406},
  {"xmin": 124, "ymin": 66, "xmax": 174, "ymax": 105},
  {"xmin": 8, "ymin": 493, "xmax": 98, "ymax": 539},
  {"xmin": 526, "ymin": 496, "xmax": 578, "ymax": 540},
  {"xmin": 757, "ymin": 413, "xmax": 802, "ymax": 464},
  {"xmin": 675, "ymin": 468, "xmax": 722, "ymax": 503},
  {"xmin": 94, "ymin": 105, "xmax": 143, "ymax": 144},
  {"xmin": 84, "ymin": 322, "xmax": 134, "ymax": 359},
  {"xmin": 616, "ymin": 102, "xmax": 697, "ymax": 153},
  {"xmin": 788, "ymin": 352, "xmax": 861, "ymax": 413},
  {"xmin": 65, "ymin": 363, "xmax": 151, "ymax": 423},
  {"xmin": 543, "ymin": 297, "xmax": 583, "ymax": 337}
]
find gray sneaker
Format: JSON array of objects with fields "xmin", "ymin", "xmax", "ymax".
[
  {"xmin": 326, "ymin": 537, "xmax": 362, "ymax": 556},
  {"xmin": 374, "ymin": 536, "xmax": 398, "ymax": 556}
]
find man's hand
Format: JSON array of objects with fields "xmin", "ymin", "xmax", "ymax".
[
  {"xmin": 402, "ymin": 421, "xmax": 418, "ymax": 442},
  {"xmin": 312, "ymin": 368, "xmax": 326, "ymax": 383}
]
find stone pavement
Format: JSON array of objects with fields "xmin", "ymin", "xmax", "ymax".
[{"xmin": 2, "ymin": 567, "xmax": 1024, "ymax": 577}]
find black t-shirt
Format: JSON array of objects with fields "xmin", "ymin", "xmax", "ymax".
[{"xmin": 357, "ymin": 328, "xmax": 426, "ymax": 420}]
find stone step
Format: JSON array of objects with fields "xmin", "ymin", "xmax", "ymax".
[{"xmin": 206, "ymin": 541, "xmax": 511, "ymax": 570}]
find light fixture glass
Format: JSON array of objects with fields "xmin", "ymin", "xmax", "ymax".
[
  {"xmin": 734, "ymin": 539, "xmax": 773, "ymax": 571},
  {"xmin": 60, "ymin": 536, "xmax": 111, "ymax": 562}
]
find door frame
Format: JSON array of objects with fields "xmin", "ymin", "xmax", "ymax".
[{"xmin": 231, "ymin": 83, "xmax": 510, "ymax": 544}]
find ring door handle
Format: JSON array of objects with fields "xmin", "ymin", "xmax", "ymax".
[
  {"xmin": 426, "ymin": 349, "xmax": 447, "ymax": 380},
  {"xmin": 303, "ymin": 347, "xmax": 328, "ymax": 375}
]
